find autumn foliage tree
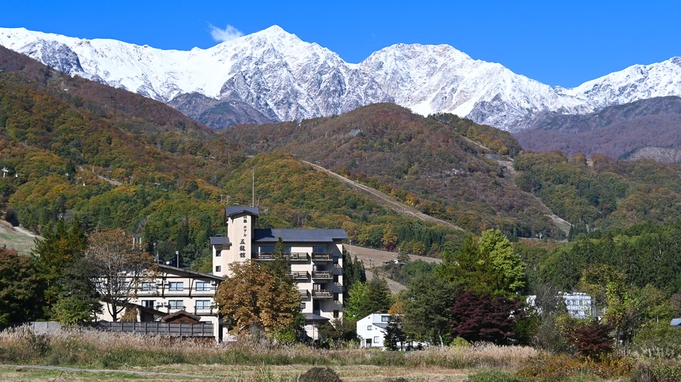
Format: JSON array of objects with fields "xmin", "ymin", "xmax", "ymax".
[
  {"xmin": 84, "ymin": 229, "xmax": 156, "ymax": 322},
  {"xmin": 215, "ymin": 260, "xmax": 301, "ymax": 335},
  {"xmin": 449, "ymin": 289, "xmax": 525, "ymax": 345}
]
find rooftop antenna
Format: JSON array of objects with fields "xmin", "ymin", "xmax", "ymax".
[{"xmin": 251, "ymin": 169, "xmax": 255, "ymax": 207}]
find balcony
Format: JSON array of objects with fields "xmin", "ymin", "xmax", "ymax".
[
  {"xmin": 289, "ymin": 252, "xmax": 310, "ymax": 263},
  {"xmin": 311, "ymin": 253, "xmax": 333, "ymax": 262},
  {"xmin": 299, "ymin": 289, "xmax": 310, "ymax": 299},
  {"xmin": 291, "ymin": 271, "xmax": 309, "ymax": 280},
  {"xmin": 253, "ymin": 252, "xmax": 310, "ymax": 263},
  {"xmin": 311, "ymin": 271, "xmax": 332, "ymax": 280},
  {"xmin": 312, "ymin": 290, "xmax": 333, "ymax": 299}
]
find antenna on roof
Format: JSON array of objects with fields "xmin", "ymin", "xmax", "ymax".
[{"xmin": 251, "ymin": 169, "xmax": 255, "ymax": 207}]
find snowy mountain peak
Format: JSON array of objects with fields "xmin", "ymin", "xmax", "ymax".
[{"xmin": 1, "ymin": 25, "xmax": 681, "ymax": 131}]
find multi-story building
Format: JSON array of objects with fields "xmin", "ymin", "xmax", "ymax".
[
  {"xmin": 526, "ymin": 292, "xmax": 595, "ymax": 319},
  {"xmin": 210, "ymin": 206, "xmax": 346, "ymax": 338},
  {"xmin": 97, "ymin": 264, "xmax": 224, "ymax": 337}
]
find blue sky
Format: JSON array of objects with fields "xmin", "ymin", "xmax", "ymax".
[{"xmin": 2, "ymin": 0, "xmax": 679, "ymax": 88}]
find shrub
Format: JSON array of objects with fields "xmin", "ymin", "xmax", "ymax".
[{"xmin": 299, "ymin": 367, "xmax": 342, "ymax": 382}]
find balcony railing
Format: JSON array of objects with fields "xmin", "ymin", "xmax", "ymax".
[
  {"xmin": 299, "ymin": 289, "xmax": 310, "ymax": 299},
  {"xmin": 311, "ymin": 253, "xmax": 333, "ymax": 262},
  {"xmin": 291, "ymin": 271, "xmax": 309, "ymax": 280},
  {"xmin": 311, "ymin": 271, "xmax": 332, "ymax": 279},
  {"xmin": 253, "ymin": 252, "xmax": 310, "ymax": 262},
  {"xmin": 312, "ymin": 290, "xmax": 333, "ymax": 299}
]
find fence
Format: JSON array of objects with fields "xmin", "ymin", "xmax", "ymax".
[{"xmin": 91, "ymin": 321, "xmax": 214, "ymax": 337}]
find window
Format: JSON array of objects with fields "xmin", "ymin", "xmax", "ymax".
[
  {"xmin": 333, "ymin": 275, "xmax": 339, "ymax": 283},
  {"xmin": 169, "ymin": 282, "xmax": 183, "ymax": 292},
  {"xmin": 366, "ymin": 339, "xmax": 372, "ymax": 346},
  {"xmin": 168, "ymin": 300, "xmax": 183, "ymax": 310},
  {"xmin": 313, "ymin": 246, "xmax": 326, "ymax": 253},
  {"xmin": 333, "ymin": 256, "xmax": 339, "ymax": 264},
  {"xmin": 333, "ymin": 310, "xmax": 339, "ymax": 318},
  {"xmin": 259, "ymin": 246, "xmax": 274, "ymax": 253},
  {"xmin": 381, "ymin": 315, "xmax": 389, "ymax": 323},
  {"xmin": 216, "ymin": 250, "xmax": 221, "ymax": 257},
  {"xmin": 333, "ymin": 293, "xmax": 339, "ymax": 302},
  {"xmin": 195, "ymin": 281, "xmax": 211, "ymax": 291},
  {"xmin": 285, "ymin": 246, "xmax": 292, "ymax": 253},
  {"xmin": 195, "ymin": 300, "xmax": 211, "ymax": 310},
  {"xmin": 141, "ymin": 282, "xmax": 156, "ymax": 291},
  {"xmin": 300, "ymin": 302, "xmax": 306, "ymax": 310},
  {"xmin": 374, "ymin": 336, "xmax": 380, "ymax": 343},
  {"xmin": 215, "ymin": 265, "xmax": 221, "ymax": 273},
  {"xmin": 367, "ymin": 325, "xmax": 372, "ymax": 331},
  {"xmin": 142, "ymin": 300, "xmax": 155, "ymax": 308}
]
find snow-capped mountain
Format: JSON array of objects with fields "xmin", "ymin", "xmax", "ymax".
[
  {"xmin": 1, "ymin": 25, "xmax": 681, "ymax": 131},
  {"xmin": 0, "ymin": 26, "xmax": 393, "ymax": 127}
]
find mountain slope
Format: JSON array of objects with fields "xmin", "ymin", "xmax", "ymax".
[
  {"xmin": 515, "ymin": 96, "xmax": 681, "ymax": 161},
  {"xmin": 0, "ymin": 26, "xmax": 393, "ymax": 129},
  {"xmin": 222, "ymin": 103, "xmax": 562, "ymax": 238},
  {"xmin": 2, "ymin": 26, "xmax": 681, "ymax": 132}
]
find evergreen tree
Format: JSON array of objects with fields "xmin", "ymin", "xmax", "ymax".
[{"xmin": 383, "ymin": 314, "xmax": 407, "ymax": 351}]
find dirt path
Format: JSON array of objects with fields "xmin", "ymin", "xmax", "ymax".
[
  {"xmin": 345, "ymin": 244, "xmax": 442, "ymax": 294},
  {"xmin": 3, "ymin": 365, "xmax": 220, "ymax": 379},
  {"xmin": 303, "ymin": 161, "xmax": 463, "ymax": 231},
  {"xmin": 498, "ymin": 159, "xmax": 571, "ymax": 237}
]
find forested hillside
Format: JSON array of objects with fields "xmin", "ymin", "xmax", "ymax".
[
  {"xmin": 514, "ymin": 151, "xmax": 681, "ymax": 233},
  {"xmin": 0, "ymin": 47, "xmax": 464, "ymax": 266},
  {"xmin": 222, "ymin": 104, "xmax": 558, "ymax": 239}
]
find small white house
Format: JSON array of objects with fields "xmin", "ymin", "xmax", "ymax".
[{"xmin": 356, "ymin": 313, "xmax": 391, "ymax": 349}]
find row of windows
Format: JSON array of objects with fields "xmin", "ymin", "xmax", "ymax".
[
  {"xmin": 141, "ymin": 281, "xmax": 213, "ymax": 292},
  {"xmin": 142, "ymin": 300, "xmax": 213, "ymax": 310},
  {"xmin": 299, "ymin": 303, "xmax": 340, "ymax": 318}
]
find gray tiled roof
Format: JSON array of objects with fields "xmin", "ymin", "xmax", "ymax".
[
  {"xmin": 225, "ymin": 206, "xmax": 260, "ymax": 217},
  {"xmin": 254, "ymin": 229, "xmax": 347, "ymax": 243},
  {"xmin": 210, "ymin": 236, "xmax": 230, "ymax": 246}
]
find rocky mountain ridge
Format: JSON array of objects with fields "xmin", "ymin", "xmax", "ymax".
[{"xmin": 2, "ymin": 25, "xmax": 681, "ymax": 131}]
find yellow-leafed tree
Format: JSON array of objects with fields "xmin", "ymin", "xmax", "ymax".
[{"xmin": 215, "ymin": 260, "xmax": 301, "ymax": 335}]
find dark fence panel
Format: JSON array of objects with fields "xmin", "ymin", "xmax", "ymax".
[{"xmin": 92, "ymin": 321, "xmax": 214, "ymax": 337}]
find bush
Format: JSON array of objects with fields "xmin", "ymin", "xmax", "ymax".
[
  {"xmin": 299, "ymin": 367, "xmax": 342, "ymax": 382},
  {"xmin": 633, "ymin": 323, "xmax": 681, "ymax": 358}
]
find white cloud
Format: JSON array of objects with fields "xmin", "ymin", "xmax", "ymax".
[{"xmin": 209, "ymin": 24, "xmax": 243, "ymax": 42}]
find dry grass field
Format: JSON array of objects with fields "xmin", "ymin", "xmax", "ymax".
[
  {"xmin": 0, "ymin": 220, "xmax": 37, "ymax": 255},
  {"xmin": 0, "ymin": 326, "xmax": 536, "ymax": 381}
]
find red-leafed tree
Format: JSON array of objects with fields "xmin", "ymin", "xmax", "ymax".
[
  {"xmin": 449, "ymin": 289, "xmax": 525, "ymax": 345},
  {"xmin": 563, "ymin": 319, "xmax": 614, "ymax": 359}
]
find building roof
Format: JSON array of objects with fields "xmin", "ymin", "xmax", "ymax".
[
  {"xmin": 162, "ymin": 310, "xmax": 201, "ymax": 323},
  {"xmin": 304, "ymin": 313, "xmax": 330, "ymax": 321},
  {"xmin": 225, "ymin": 206, "xmax": 260, "ymax": 218},
  {"xmin": 210, "ymin": 236, "xmax": 230, "ymax": 246},
  {"xmin": 254, "ymin": 228, "xmax": 347, "ymax": 243},
  {"xmin": 671, "ymin": 318, "xmax": 681, "ymax": 326}
]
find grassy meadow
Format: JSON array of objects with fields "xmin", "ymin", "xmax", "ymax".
[{"xmin": 0, "ymin": 326, "xmax": 537, "ymax": 381}]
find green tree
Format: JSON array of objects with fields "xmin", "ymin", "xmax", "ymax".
[
  {"xmin": 215, "ymin": 260, "xmax": 301, "ymax": 335},
  {"xmin": 52, "ymin": 256, "xmax": 101, "ymax": 325},
  {"xmin": 32, "ymin": 218, "xmax": 87, "ymax": 311},
  {"xmin": 344, "ymin": 277, "xmax": 393, "ymax": 320},
  {"xmin": 439, "ymin": 229, "xmax": 525, "ymax": 296},
  {"xmin": 383, "ymin": 314, "xmax": 407, "ymax": 351},
  {"xmin": 401, "ymin": 273, "xmax": 457, "ymax": 346},
  {"xmin": 0, "ymin": 248, "xmax": 45, "ymax": 328}
]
